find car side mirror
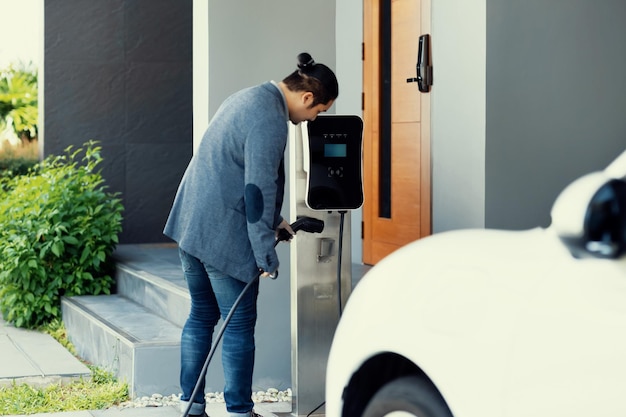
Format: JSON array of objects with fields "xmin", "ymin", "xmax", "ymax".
[{"xmin": 551, "ymin": 172, "xmax": 626, "ymax": 259}]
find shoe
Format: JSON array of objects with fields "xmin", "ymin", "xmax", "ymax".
[
  {"xmin": 189, "ymin": 413, "xmax": 208, "ymax": 417},
  {"xmin": 250, "ymin": 411, "xmax": 262, "ymax": 417}
]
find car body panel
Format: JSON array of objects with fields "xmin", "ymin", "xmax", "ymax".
[{"xmin": 326, "ymin": 227, "xmax": 626, "ymax": 416}]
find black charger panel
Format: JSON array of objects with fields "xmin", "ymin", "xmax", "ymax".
[{"xmin": 305, "ymin": 115, "xmax": 364, "ymax": 211}]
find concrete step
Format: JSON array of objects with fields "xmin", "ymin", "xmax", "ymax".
[
  {"xmin": 61, "ymin": 243, "xmax": 301, "ymax": 400},
  {"xmin": 113, "ymin": 244, "xmax": 190, "ymax": 328},
  {"xmin": 61, "ymin": 294, "xmax": 182, "ymax": 397},
  {"xmin": 115, "ymin": 263, "xmax": 190, "ymax": 328},
  {"xmin": 61, "ymin": 245, "xmax": 228, "ymax": 397}
]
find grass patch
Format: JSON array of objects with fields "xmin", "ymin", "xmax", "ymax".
[
  {"xmin": 0, "ymin": 320, "xmax": 129, "ymax": 415},
  {"xmin": 0, "ymin": 377, "xmax": 129, "ymax": 415}
]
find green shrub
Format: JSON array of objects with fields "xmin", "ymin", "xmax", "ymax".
[{"xmin": 0, "ymin": 141, "xmax": 124, "ymax": 328}]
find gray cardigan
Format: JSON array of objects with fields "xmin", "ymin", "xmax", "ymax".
[{"xmin": 164, "ymin": 82, "xmax": 288, "ymax": 282}]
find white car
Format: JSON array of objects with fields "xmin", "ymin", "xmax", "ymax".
[{"xmin": 326, "ymin": 150, "xmax": 626, "ymax": 417}]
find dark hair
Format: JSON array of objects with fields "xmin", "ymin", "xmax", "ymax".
[{"xmin": 282, "ymin": 52, "xmax": 339, "ymax": 106}]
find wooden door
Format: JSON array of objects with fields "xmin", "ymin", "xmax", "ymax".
[{"xmin": 362, "ymin": 0, "xmax": 431, "ymax": 265}]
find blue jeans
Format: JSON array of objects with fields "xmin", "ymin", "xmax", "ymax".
[{"xmin": 178, "ymin": 248, "xmax": 259, "ymax": 417}]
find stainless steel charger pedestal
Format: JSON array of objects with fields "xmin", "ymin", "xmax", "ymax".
[{"xmin": 288, "ymin": 123, "xmax": 353, "ymax": 416}]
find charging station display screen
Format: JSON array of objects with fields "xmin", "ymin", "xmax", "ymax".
[
  {"xmin": 306, "ymin": 115, "xmax": 364, "ymax": 210},
  {"xmin": 324, "ymin": 143, "xmax": 347, "ymax": 158}
]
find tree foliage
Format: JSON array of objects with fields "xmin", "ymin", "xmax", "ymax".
[{"xmin": 0, "ymin": 61, "xmax": 38, "ymax": 143}]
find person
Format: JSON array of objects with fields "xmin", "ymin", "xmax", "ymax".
[{"xmin": 163, "ymin": 52, "xmax": 339, "ymax": 417}]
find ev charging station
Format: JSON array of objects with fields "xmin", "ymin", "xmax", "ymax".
[{"xmin": 288, "ymin": 115, "xmax": 363, "ymax": 416}]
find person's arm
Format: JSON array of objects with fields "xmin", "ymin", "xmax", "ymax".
[{"xmin": 243, "ymin": 122, "xmax": 287, "ymax": 275}]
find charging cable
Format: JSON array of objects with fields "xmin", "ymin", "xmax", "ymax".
[{"xmin": 336, "ymin": 210, "xmax": 346, "ymax": 317}]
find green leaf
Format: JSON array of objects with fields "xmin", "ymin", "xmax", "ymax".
[
  {"xmin": 51, "ymin": 241, "xmax": 62, "ymax": 257},
  {"xmin": 62, "ymin": 235, "xmax": 79, "ymax": 245},
  {"xmin": 80, "ymin": 246, "xmax": 90, "ymax": 264}
]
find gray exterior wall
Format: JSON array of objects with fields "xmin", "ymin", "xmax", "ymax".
[
  {"xmin": 43, "ymin": 0, "xmax": 193, "ymax": 243},
  {"xmin": 432, "ymin": 0, "xmax": 626, "ymax": 233},
  {"xmin": 485, "ymin": 0, "xmax": 626, "ymax": 230}
]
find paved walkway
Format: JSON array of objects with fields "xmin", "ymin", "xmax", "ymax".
[
  {"xmin": 0, "ymin": 317, "xmax": 91, "ymax": 388},
  {"xmin": 0, "ymin": 318, "xmax": 287, "ymax": 417}
]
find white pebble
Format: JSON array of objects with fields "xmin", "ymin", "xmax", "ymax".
[{"xmin": 112, "ymin": 387, "xmax": 291, "ymax": 409}]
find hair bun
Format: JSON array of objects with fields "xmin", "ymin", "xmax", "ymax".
[{"xmin": 297, "ymin": 52, "xmax": 315, "ymax": 71}]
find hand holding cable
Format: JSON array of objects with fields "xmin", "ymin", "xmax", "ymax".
[
  {"xmin": 260, "ymin": 219, "xmax": 294, "ymax": 278},
  {"xmin": 261, "ymin": 217, "xmax": 325, "ymax": 279}
]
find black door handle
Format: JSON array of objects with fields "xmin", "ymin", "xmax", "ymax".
[{"xmin": 406, "ymin": 34, "xmax": 432, "ymax": 92}]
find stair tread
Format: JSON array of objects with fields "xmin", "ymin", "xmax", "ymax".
[
  {"xmin": 114, "ymin": 244, "xmax": 187, "ymax": 290},
  {"xmin": 64, "ymin": 295, "xmax": 182, "ymax": 345}
]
